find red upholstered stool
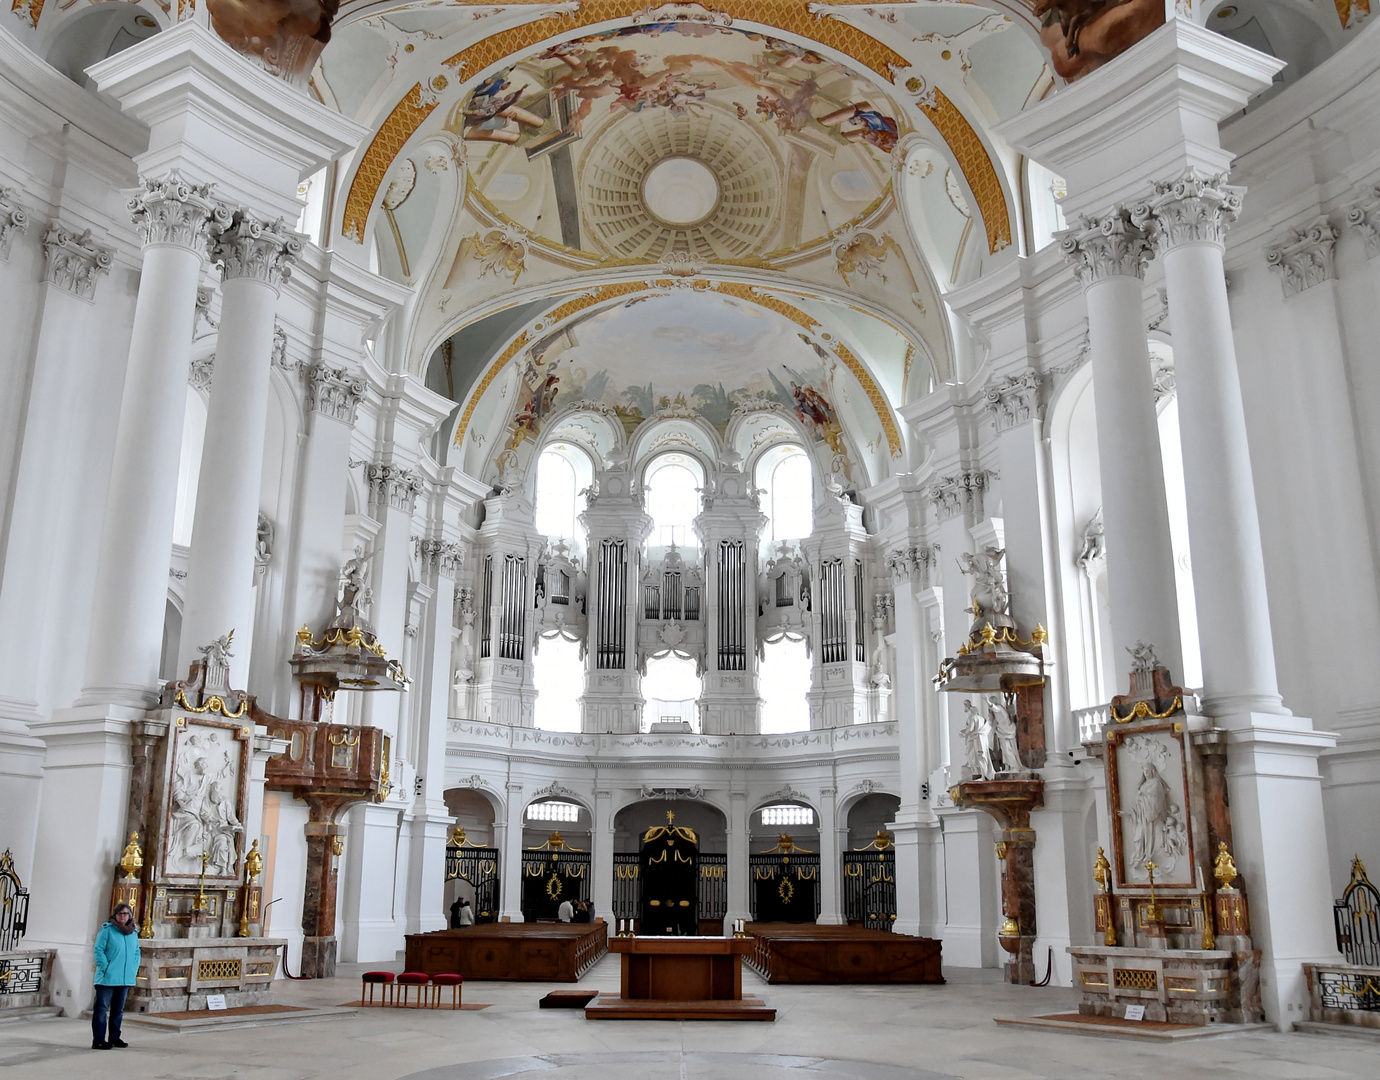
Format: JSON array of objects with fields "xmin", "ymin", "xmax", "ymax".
[
  {"xmin": 396, "ymin": 971, "xmax": 431, "ymax": 1008},
  {"xmin": 430, "ymin": 973, "xmax": 463, "ymax": 1009},
  {"xmin": 361, "ymin": 971, "xmax": 395, "ymax": 1006}
]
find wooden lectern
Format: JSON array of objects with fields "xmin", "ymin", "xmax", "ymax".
[{"xmin": 584, "ymin": 936, "xmax": 775, "ymax": 1021}]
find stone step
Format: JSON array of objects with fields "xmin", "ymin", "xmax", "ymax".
[{"xmin": 0, "ymin": 1005, "xmax": 63, "ymax": 1025}]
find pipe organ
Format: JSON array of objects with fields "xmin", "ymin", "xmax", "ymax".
[
  {"xmin": 497, "ymin": 554, "xmax": 527, "ymax": 660},
  {"xmin": 596, "ymin": 539, "xmax": 628, "ymax": 670},
  {"xmin": 716, "ymin": 539, "xmax": 747, "ymax": 672},
  {"xmin": 820, "ymin": 558, "xmax": 847, "ymax": 665}
]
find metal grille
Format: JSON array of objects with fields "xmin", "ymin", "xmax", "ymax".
[
  {"xmin": 612, "ymin": 853, "xmax": 640, "ymax": 921},
  {"xmin": 498, "ymin": 555, "xmax": 527, "ymax": 659},
  {"xmin": 521, "ymin": 850, "xmax": 591, "ymax": 921},
  {"xmin": 842, "ymin": 851, "xmax": 896, "ymax": 931},
  {"xmin": 1113, "ymin": 968, "xmax": 1158, "ymax": 991},
  {"xmin": 717, "ymin": 540, "xmax": 746, "ymax": 671},
  {"xmin": 0, "ymin": 955, "xmax": 42, "ymax": 996},
  {"xmin": 1318, "ymin": 970, "xmax": 1380, "ymax": 1012},
  {"xmin": 0, "ymin": 849, "xmax": 29, "ymax": 952},
  {"xmin": 698, "ymin": 853, "xmax": 728, "ymax": 921},
  {"xmin": 1334, "ymin": 858, "xmax": 1380, "ymax": 966},
  {"xmin": 853, "ymin": 560, "xmax": 866, "ymax": 662},
  {"xmin": 196, "ymin": 958, "xmax": 242, "ymax": 982},
  {"xmin": 445, "ymin": 845, "xmax": 501, "ymax": 922},
  {"xmin": 597, "ymin": 539, "xmax": 627, "ymax": 669},
  {"xmin": 479, "ymin": 556, "xmax": 493, "ymax": 658},
  {"xmin": 748, "ymin": 853, "xmax": 821, "ymax": 921},
  {"xmin": 820, "ymin": 559, "xmax": 846, "ymax": 664}
]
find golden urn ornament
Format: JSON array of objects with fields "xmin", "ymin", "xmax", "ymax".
[
  {"xmin": 118, "ymin": 832, "xmax": 144, "ymax": 879},
  {"xmin": 1214, "ymin": 842, "xmax": 1238, "ymax": 890}
]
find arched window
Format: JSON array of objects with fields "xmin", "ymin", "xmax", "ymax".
[
  {"xmin": 532, "ymin": 633, "xmax": 583, "ymax": 732},
  {"xmin": 641, "ymin": 652, "xmax": 702, "ymax": 732},
  {"xmin": 645, "ymin": 455, "xmax": 702, "ymax": 552},
  {"xmin": 757, "ymin": 445, "xmax": 813, "ymax": 548},
  {"xmin": 535, "ymin": 446, "xmax": 581, "ymax": 543},
  {"xmin": 759, "ymin": 636, "xmax": 811, "ymax": 733}
]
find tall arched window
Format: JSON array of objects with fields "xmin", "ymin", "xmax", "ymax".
[
  {"xmin": 757, "ymin": 445, "xmax": 813, "ymax": 549},
  {"xmin": 534, "ymin": 446, "xmax": 582, "ymax": 543},
  {"xmin": 645, "ymin": 455, "xmax": 702, "ymax": 552}
]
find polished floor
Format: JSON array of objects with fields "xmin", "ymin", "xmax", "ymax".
[{"xmin": 1, "ymin": 959, "xmax": 1375, "ymax": 1079}]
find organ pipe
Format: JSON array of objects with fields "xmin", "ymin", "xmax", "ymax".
[
  {"xmin": 479, "ymin": 555, "xmax": 494, "ymax": 659},
  {"xmin": 821, "ymin": 558, "xmax": 845, "ymax": 664},
  {"xmin": 854, "ymin": 559, "xmax": 866, "ymax": 663},
  {"xmin": 499, "ymin": 554, "xmax": 526, "ymax": 659},
  {"xmin": 718, "ymin": 540, "xmax": 746, "ymax": 671},
  {"xmin": 598, "ymin": 539, "xmax": 626, "ymax": 669}
]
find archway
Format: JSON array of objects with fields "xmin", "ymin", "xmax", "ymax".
[
  {"xmin": 443, "ymin": 788, "xmax": 500, "ymax": 924},
  {"xmin": 613, "ymin": 799, "xmax": 728, "ymax": 934}
]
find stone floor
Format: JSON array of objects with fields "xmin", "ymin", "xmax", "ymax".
[{"xmin": 1, "ymin": 959, "xmax": 1375, "ymax": 1080}]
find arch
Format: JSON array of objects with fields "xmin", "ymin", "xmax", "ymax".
[
  {"xmin": 629, "ymin": 417, "xmax": 721, "ymax": 474},
  {"xmin": 39, "ymin": 4, "xmax": 165, "ymax": 88},
  {"xmin": 612, "ymin": 797, "xmax": 728, "ymax": 854},
  {"xmin": 643, "ymin": 452, "xmax": 706, "ymax": 555},
  {"xmin": 755, "ymin": 443, "xmax": 814, "ymax": 549},
  {"xmin": 445, "ymin": 778, "xmax": 507, "ymax": 824},
  {"xmin": 844, "ymin": 791, "xmax": 902, "ymax": 849}
]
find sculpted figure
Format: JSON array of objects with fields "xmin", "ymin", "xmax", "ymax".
[
  {"xmin": 204, "ymin": 780, "xmax": 244, "ymax": 876},
  {"xmin": 1035, "ymin": 0, "xmax": 1165, "ymax": 82},
  {"xmin": 958, "ymin": 546, "xmax": 1009, "ymax": 618},
  {"xmin": 208, "ymin": 0, "xmax": 341, "ymax": 83},
  {"xmin": 987, "ymin": 696, "xmax": 1022, "ymax": 774},
  {"xmin": 960, "ymin": 699, "xmax": 994, "ymax": 781},
  {"xmin": 338, "ymin": 550, "xmax": 375, "ymax": 623}
]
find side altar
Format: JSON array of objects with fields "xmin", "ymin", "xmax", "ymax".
[
  {"xmin": 114, "ymin": 636, "xmax": 287, "ymax": 1013},
  {"xmin": 1070, "ymin": 646, "xmax": 1263, "ymax": 1025}
]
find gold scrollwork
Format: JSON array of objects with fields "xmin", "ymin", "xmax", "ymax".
[
  {"xmin": 173, "ymin": 689, "xmax": 248, "ymax": 719},
  {"xmin": 777, "ymin": 877, "xmax": 795, "ymax": 904},
  {"xmin": 1110, "ymin": 696, "xmax": 1184, "ymax": 723},
  {"xmin": 297, "ymin": 624, "xmax": 389, "ymax": 660},
  {"xmin": 327, "ymin": 728, "xmax": 362, "ymax": 747},
  {"xmin": 545, "ymin": 874, "xmax": 562, "ymax": 900},
  {"xmin": 844, "ymin": 863, "xmax": 862, "ymax": 878}
]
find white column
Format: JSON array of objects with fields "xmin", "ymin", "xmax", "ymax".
[
  {"xmin": 177, "ymin": 212, "xmax": 301, "ymax": 683},
  {"xmin": 0, "ymin": 227, "xmax": 113, "ymax": 881},
  {"xmin": 1060, "ymin": 212, "xmax": 1183, "ymax": 683},
  {"xmin": 404, "ymin": 542, "xmax": 463, "ymax": 935},
  {"xmin": 80, "ymin": 178, "xmax": 225, "ymax": 707},
  {"xmin": 592, "ymin": 788, "xmax": 614, "ymax": 923},
  {"xmin": 1140, "ymin": 175, "xmax": 1339, "ymax": 1024},
  {"xmin": 725, "ymin": 790, "xmax": 749, "ymax": 930},
  {"xmin": 886, "ymin": 549, "xmax": 938, "ymax": 935},
  {"xmin": 500, "ymin": 782, "xmax": 526, "ymax": 921},
  {"xmin": 817, "ymin": 786, "xmax": 843, "ymax": 925},
  {"xmin": 937, "ymin": 806, "xmax": 999, "ymax": 969}
]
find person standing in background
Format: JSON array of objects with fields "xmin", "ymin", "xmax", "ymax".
[{"xmin": 91, "ymin": 903, "xmax": 140, "ymax": 1050}]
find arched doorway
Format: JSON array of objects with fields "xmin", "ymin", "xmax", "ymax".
[
  {"xmin": 443, "ymin": 788, "xmax": 500, "ymax": 924},
  {"xmin": 521, "ymin": 798, "xmax": 592, "ymax": 922},
  {"xmin": 612, "ymin": 799, "xmax": 727, "ymax": 934},
  {"xmin": 843, "ymin": 793, "xmax": 900, "ymax": 930},
  {"xmin": 750, "ymin": 800, "xmax": 821, "ymax": 923}
]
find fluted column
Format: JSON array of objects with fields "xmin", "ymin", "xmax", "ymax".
[
  {"xmin": 817, "ymin": 786, "xmax": 843, "ymax": 924},
  {"xmin": 176, "ymin": 211, "xmax": 300, "ymax": 684},
  {"xmin": 500, "ymin": 782, "xmax": 526, "ymax": 921},
  {"xmin": 1059, "ymin": 211, "xmax": 1184, "ymax": 682},
  {"xmin": 80, "ymin": 177, "xmax": 227, "ymax": 707},
  {"xmin": 1134, "ymin": 177, "xmax": 1279, "ymax": 714}
]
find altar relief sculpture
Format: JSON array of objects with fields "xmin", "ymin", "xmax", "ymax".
[{"xmin": 164, "ymin": 724, "xmax": 245, "ymax": 879}]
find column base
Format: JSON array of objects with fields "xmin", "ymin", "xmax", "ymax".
[{"xmin": 300, "ymin": 936, "xmax": 337, "ymax": 979}]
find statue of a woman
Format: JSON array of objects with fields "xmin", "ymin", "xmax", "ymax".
[{"xmin": 960, "ymin": 699, "xmax": 994, "ymax": 781}]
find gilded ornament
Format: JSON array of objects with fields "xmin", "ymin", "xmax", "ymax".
[
  {"xmin": 1093, "ymin": 846, "xmax": 1111, "ymax": 893},
  {"xmin": 332, "ymin": 835, "xmax": 345, "ymax": 857},
  {"xmin": 118, "ymin": 832, "xmax": 144, "ymax": 879},
  {"xmin": 1213, "ymin": 842, "xmax": 1238, "ymax": 890},
  {"xmin": 244, "ymin": 839, "xmax": 263, "ymax": 883}
]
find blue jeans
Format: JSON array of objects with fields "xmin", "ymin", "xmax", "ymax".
[{"xmin": 92, "ymin": 985, "xmax": 129, "ymax": 1044}]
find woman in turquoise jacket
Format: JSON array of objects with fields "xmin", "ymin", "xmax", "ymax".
[{"xmin": 91, "ymin": 903, "xmax": 140, "ymax": 1050}]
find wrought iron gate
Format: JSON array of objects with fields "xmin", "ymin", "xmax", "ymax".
[
  {"xmin": 611, "ymin": 851, "xmax": 727, "ymax": 928},
  {"xmin": 1334, "ymin": 856, "xmax": 1380, "ymax": 966},
  {"xmin": 444, "ymin": 835, "xmax": 500, "ymax": 923},
  {"xmin": 521, "ymin": 837, "xmax": 591, "ymax": 921},
  {"xmin": 842, "ymin": 850, "xmax": 897, "ymax": 931},
  {"xmin": 0, "ymin": 849, "xmax": 29, "ymax": 952},
  {"xmin": 749, "ymin": 850, "xmax": 821, "ymax": 922}
]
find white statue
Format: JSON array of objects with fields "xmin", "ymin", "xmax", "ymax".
[
  {"xmin": 204, "ymin": 779, "xmax": 244, "ymax": 876},
  {"xmin": 960, "ymin": 699, "xmax": 994, "ymax": 781},
  {"xmin": 987, "ymin": 696, "xmax": 1022, "ymax": 774},
  {"xmin": 338, "ymin": 550, "xmax": 375, "ymax": 623},
  {"xmin": 958, "ymin": 546, "xmax": 1009, "ymax": 618}
]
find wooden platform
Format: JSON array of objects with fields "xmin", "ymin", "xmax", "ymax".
[
  {"xmin": 584, "ymin": 994, "xmax": 775, "ymax": 1020},
  {"xmin": 403, "ymin": 922, "xmax": 607, "ymax": 982},
  {"xmin": 743, "ymin": 923, "xmax": 944, "ymax": 985}
]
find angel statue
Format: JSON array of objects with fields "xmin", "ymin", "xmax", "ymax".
[{"xmin": 960, "ymin": 699, "xmax": 994, "ymax": 781}]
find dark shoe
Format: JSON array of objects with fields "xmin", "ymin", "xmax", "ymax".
[
  {"xmin": 92, "ymin": 1041, "xmax": 110, "ymax": 1050},
  {"xmin": 110, "ymin": 1039, "xmax": 129, "ymax": 1048}
]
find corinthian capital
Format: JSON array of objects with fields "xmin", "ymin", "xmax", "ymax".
[
  {"xmin": 43, "ymin": 225, "xmax": 113, "ymax": 302},
  {"xmin": 1347, "ymin": 183, "xmax": 1380, "ymax": 260},
  {"xmin": 212, "ymin": 211, "xmax": 303, "ymax": 289},
  {"xmin": 1, "ymin": 188, "xmax": 30, "ymax": 261},
  {"xmin": 128, "ymin": 175, "xmax": 230, "ymax": 251},
  {"xmin": 1133, "ymin": 173, "xmax": 1244, "ymax": 252},
  {"xmin": 1057, "ymin": 209, "xmax": 1152, "ymax": 285},
  {"xmin": 1265, "ymin": 218, "xmax": 1338, "ymax": 298},
  {"xmin": 303, "ymin": 362, "xmax": 367, "ymax": 425},
  {"xmin": 985, "ymin": 370, "xmax": 1043, "ymax": 432}
]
